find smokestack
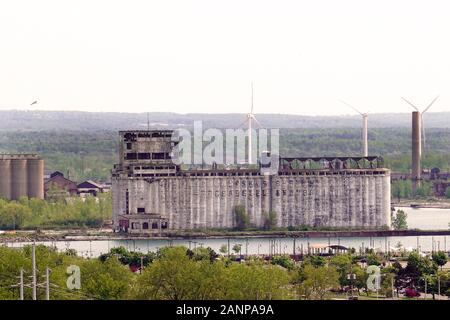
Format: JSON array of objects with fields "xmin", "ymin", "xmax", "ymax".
[{"xmin": 412, "ymin": 111, "xmax": 421, "ymax": 194}]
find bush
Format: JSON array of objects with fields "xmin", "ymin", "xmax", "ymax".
[
  {"xmin": 234, "ymin": 205, "xmax": 250, "ymax": 230},
  {"xmin": 271, "ymin": 255, "xmax": 295, "ymax": 270},
  {"xmin": 262, "ymin": 211, "xmax": 277, "ymax": 230},
  {"xmin": 445, "ymin": 187, "xmax": 450, "ymax": 199}
]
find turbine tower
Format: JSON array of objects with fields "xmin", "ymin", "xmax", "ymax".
[
  {"xmin": 340, "ymin": 100, "xmax": 369, "ymax": 157},
  {"xmin": 401, "ymin": 95, "xmax": 439, "ymax": 193},
  {"xmin": 239, "ymin": 82, "xmax": 262, "ymax": 164}
]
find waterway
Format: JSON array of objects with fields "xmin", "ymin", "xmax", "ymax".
[{"xmin": 3, "ymin": 207, "xmax": 450, "ymax": 257}]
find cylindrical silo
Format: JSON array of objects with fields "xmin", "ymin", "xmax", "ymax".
[
  {"xmin": 11, "ymin": 158, "xmax": 28, "ymax": 200},
  {"xmin": 27, "ymin": 158, "xmax": 44, "ymax": 199},
  {"xmin": 0, "ymin": 158, "xmax": 12, "ymax": 200}
]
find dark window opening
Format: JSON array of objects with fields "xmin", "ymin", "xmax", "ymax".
[
  {"xmin": 152, "ymin": 152, "xmax": 166, "ymax": 160},
  {"xmin": 124, "ymin": 133, "xmax": 137, "ymax": 141},
  {"xmin": 138, "ymin": 153, "xmax": 151, "ymax": 160},
  {"xmin": 126, "ymin": 142, "xmax": 132, "ymax": 150},
  {"xmin": 137, "ymin": 207, "xmax": 145, "ymax": 213},
  {"xmin": 143, "ymin": 222, "xmax": 149, "ymax": 229},
  {"xmin": 161, "ymin": 222, "xmax": 168, "ymax": 229},
  {"xmin": 152, "ymin": 222, "xmax": 158, "ymax": 229},
  {"xmin": 125, "ymin": 152, "xmax": 137, "ymax": 160}
]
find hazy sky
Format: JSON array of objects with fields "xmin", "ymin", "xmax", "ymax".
[{"xmin": 0, "ymin": 0, "xmax": 449, "ymax": 115}]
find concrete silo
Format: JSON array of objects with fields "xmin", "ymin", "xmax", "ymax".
[
  {"xmin": 27, "ymin": 158, "xmax": 44, "ymax": 199},
  {"xmin": 11, "ymin": 157, "xmax": 28, "ymax": 200},
  {"xmin": 0, "ymin": 157, "xmax": 11, "ymax": 199}
]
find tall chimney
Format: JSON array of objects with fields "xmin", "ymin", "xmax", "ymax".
[{"xmin": 412, "ymin": 111, "xmax": 421, "ymax": 194}]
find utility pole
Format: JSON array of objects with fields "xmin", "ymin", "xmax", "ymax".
[
  {"xmin": 391, "ymin": 275, "xmax": 395, "ymax": 299},
  {"xmin": 245, "ymin": 238, "xmax": 248, "ymax": 257},
  {"xmin": 32, "ymin": 242, "xmax": 37, "ymax": 301},
  {"xmin": 424, "ymin": 277, "xmax": 427, "ymax": 300},
  {"xmin": 45, "ymin": 268, "xmax": 51, "ymax": 300},
  {"xmin": 19, "ymin": 268, "xmax": 24, "ymax": 300},
  {"xmin": 438, "ymin": 274, "xmax": 441, "ymax": 298}
]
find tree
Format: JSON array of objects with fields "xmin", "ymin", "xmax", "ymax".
[
  {"xmin": 303, "ymin": 255, "xmax": 326, "ymax": 268},
  {"xmin": 416, "ymin": 182, "xmax": 432, "ymax": 198},
  {"xmin": 329, "ymin": 254, "xmax": 354, "ymax": 289},
  {"xmin": 234, "ymin": 205, "xmax": 250, "ymax": 230},
  {"xmin": 271, "ymin": 255, "xmax": 294, "ymax": 270},
  {"xmin": 297, "ymin": 265, "xmax": 340, "ymax": 300},
  {"xmin": 367, "ymin": 253, "xmax": 381, "ymax": 266},
  {"xmin": 232, "ymin": 244, "xmax": 242, "ymax": 255},
  {"xmin": 225, "ymin": 261, "xmax": 289, "ymax": 299},
  {"xmin": 392, "ymin": 209, "xmax": 408, "ymax": 230},
  {"xmin": 396, "ymin": 252, "xmax": 438, "ymax": 291},
  {"xmin": 81, "ymin": 257, "xmax": 133, "ymax": 299},
  {"xmin": 432, "ymin": 251, "xmax": 447, "ymax": 270},
  {"xmin": 0, "ymin": 201, "xmax": 31, "ymax": 230},
  {"xmin": 133, "ymin": 246, "xmax": 202, "ymax": 300},
  {"xmin": 219, "ymin": 244, "xmax": 228, "ymax": 255}
]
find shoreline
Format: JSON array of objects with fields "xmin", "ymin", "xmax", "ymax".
[
  {"xmin": 392, "ymin": 200, "xmax": 450, "ymax": 209},
  {"xmin": 2, "ymin": 228, "xmax": 450, "ymax": 243}
]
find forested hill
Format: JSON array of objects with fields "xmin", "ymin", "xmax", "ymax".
[
  {"xmin": 1, "ymin": 110, "xmax": 450, "ymax": 182},
  {"xmin": 2, "ymin": 110, "xmax": 450, "ymax": 131}
]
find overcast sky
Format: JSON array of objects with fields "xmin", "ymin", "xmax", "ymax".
[{"xmin": 0, "ymin": 0, "xmax": 449, "ymax": 115}]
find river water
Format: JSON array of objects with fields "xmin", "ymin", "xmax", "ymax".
[{"xmin": 3, "ymin": 207, "xmax": 450, "ymax": 257}]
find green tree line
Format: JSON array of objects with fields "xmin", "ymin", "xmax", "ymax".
[
  {"xmin": 0, "ymin": 193, "xmax": 111, "ymax": 230},
  {"xmin": 1, "ymin": 244, "xmax": 448, "ymax": 300}
]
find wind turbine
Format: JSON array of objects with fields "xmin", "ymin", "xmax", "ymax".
[
  {"xmin": 238, "ymin": 82, "xmax": 262, "ymax": 164},
  {"xmin": 339, "ymin": 100, "xmax": 369, "ymax": 157}
]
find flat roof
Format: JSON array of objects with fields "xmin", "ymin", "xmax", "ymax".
[
  {"xmin": 0, "ymin": 154, "xmax": 41, "ymax": 159},
  {"xmin": 119, "ymin": 130, "xmax": 173, "ymax": 133}
]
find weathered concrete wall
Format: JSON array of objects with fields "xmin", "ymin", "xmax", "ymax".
[{"xmin": 112, "ymin": 171, "xmax": 391, "ymax": 231}]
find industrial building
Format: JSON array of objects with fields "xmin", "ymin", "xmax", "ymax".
[
  {"xmin": 0, "ymin": 154, "xmax": 44, "ymax": 200},
  {"xmin": 112, "ymin": 130, "xmax": 391, "ymax": 234}
]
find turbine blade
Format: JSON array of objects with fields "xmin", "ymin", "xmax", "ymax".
[
  {"xmin": 401, "ymin": 97, "xmax": 419, "ymax": 111},
  {"xmin": 237, "ymin": 118, "xmax": 248, "ymax": 129},
  {"xmin": 423, "ymin": 95, "xmax": 440, "ymax": 114},
  {"xmin": 339, "ymin": 100, "xmax": 363, "ymax": 115},
  {"xmin": 252, "ymin": 116, "xmax": 263, "ymax": 128}
]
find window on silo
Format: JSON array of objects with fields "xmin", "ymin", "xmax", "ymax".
[
  {"xmin": 125, "ymin": 153, "xmax": 137, "ymax": 160},
  {"xmin": 138, "ymin": 153, "xmax": 151, "ymax": 160}
]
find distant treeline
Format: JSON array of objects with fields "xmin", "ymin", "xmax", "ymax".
[
  {"xmin": 3, "ymin": 110, "xmax": 450, "ymax": 130},
  {"xmin": 1, "ymin": 128, "xmax": 450, "ymax": 181}
]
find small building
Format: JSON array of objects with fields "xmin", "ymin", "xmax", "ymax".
[
  {"xmin": 44, "ymin": 171, "xmax": 78, "ymax": 198},
  {"xmin": 77, "ymin": 180, "xmax": 110, "ymax": 197}
]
